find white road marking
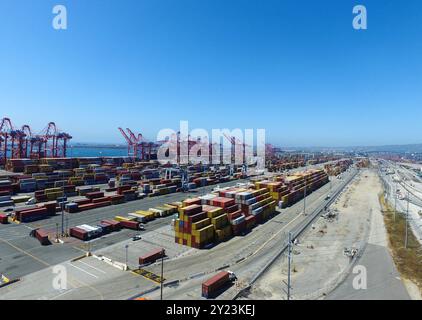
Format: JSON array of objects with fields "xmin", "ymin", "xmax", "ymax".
[
  {"xmin": 69, "ymin": 263, "xmax": 98, "ymax": 279},
  {"xmin": 78, "ymin": 260, "xmax": 107, "ymax": 274},
  {"xmin": 51, "ymin": 289, "xmax": 74, "ymax": 300}
]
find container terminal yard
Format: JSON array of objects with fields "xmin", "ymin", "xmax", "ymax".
[
  {"xmin": 1, "ymin": 121, "xmax": 421, "ymax": 300},
  {"xmin": 0, "ymin": 116, "xmax": 365, "ymax": 299},
  {"xmin": 0, "ymin": 121, "xmax": 398, "ymax": 301}
]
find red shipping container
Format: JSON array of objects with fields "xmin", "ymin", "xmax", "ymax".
[
  {"xmin": 117, "ymin": 185, "xmax": 131, "ymax": 195},
  {"xmin": 74, "ymin": 198, "xmax": 91, "ymax": 206},
  {"xmin": 227, "ymin": 210, "xmax": 243, "ymax": 221},
  {"xmin": 120, "ymin": 220, "xmax": 140, "ymax": 230},
  {"xmin": 35, "ymin": 229, "xmax": 50, "ymax": 245},
  {"xmin": 70, "ymin": 227, "xmax": 88, "ymax": 241},
  {"xmin": 187, "ymin": 212, "xmax": 207, "ymax": 223},
  {"xmin": 0, "ymin": 214, "xmax": 8, "ymax": 224},
  {"xmin": 183, "ymin": 198, "xmax": 201, "ymax": 206},
  {"xmin": 232, "ymin": 220, "xmax": 246, "ymax": 236},
  {"xmin": 211, "ymin": 197, "xmax": 235, "ymax": 208},
  {"xmin": 182, "ymin": 204, "xmax": 202, "ymax": 216},
  {"xmin": 101, "ymin": 219, "xmax": 122, "ymax": 231},
  {"xmin": 86, "ymin": 192, "xmax": 104, "ymax": 200},
  {"xmin": 138, "ymin": 248, "xmax": 165, "ymax": 265},
  {"xmin": 43, "ymin": 201, "xmax": 58, "ymax": 215},
  {"xmin": 202, "ymin": 271, "xmax": 230, "ymax": 298},
  {"xmin": 92, "ymin": 196, "xmax": 111, "ymax": 204}
]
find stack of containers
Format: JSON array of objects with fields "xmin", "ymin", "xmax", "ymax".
[
  {"xmin": 24, "ymin": 164, "xmax": 39, "ymax": 174},
  {"xmin": 174, "ymin": 204, "xmax": 214, "ymax": 248},
  {"xmin": 202, "ymin": 205, "xmax": 232, "ymax": 241},
  {"xmin": 210, "ymin": 196, "xmax": 246, "ymax": 235},
  {"xmin": 14, "ymin": 207, "xmax": 49, "ymax": 222}
]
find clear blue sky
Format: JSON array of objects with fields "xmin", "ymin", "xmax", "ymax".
[{"xmin": 1, "ymin": 0, "xmax": 421, "ymax": 147}]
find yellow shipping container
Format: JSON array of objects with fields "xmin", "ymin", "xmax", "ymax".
[
  {"xmin": 192, "ymin": 224, "xmax": 214, "ymax": 242},
  {"xmin": 45, "ymin": 187, "xmax": 62, "ymax": 194},
  {"xmin": 12, "ymin": 195, "xmax": 31, "ymax": 204},
  {"xmin": 162, "ymin": 204, "xmax": 178, "ymax": 214},
  {"xmin": 206, "ymin": 208, "xmax": 224, "ymax": 218},
  {"xmin": 192, "ymin": 218, "xmax": 211, "ymax": 231},
  {"xmin": 114, "ymin": 216, "xmax": 130, "ymax": 222},
  {"xmin": 211, "ymin": 213, "xmax": 228, "ymax": 229},
  {"xmin": 135, "ymin": 210, "xmax": 155, "ymax": 220}
]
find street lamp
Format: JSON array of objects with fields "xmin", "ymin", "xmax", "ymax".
[
  {"xmin": 160, "ymin": 248, "xmax": 165, "ymax": 300},
  {"xmin": 125, "ymin": 244, "xmax": 129, "ymax": 269}
]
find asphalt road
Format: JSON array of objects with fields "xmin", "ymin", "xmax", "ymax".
[
  {"xmin": 327, "ymin": 161, "xmax": 412, "ymax": 300},
  {"xmin": 327, "ymin": 242, "xmax": 410, "ymax": 300}
]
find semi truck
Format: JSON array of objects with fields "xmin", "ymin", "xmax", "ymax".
[{"xmin": 202, "ymin": 270, "xmax": 237, "ymax": 299}]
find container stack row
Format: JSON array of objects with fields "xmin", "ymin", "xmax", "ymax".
[{"xmin": 324, "ymin": 159, "xmax": 353, "ymax": 176}]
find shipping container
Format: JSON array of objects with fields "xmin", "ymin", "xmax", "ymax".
[
  {"xmin": 202, "ymin": 271, "xmax": 233, "ymax": 298},
  {"xmin": 139, "ymin": 248, "xmax": 165, "ymax": 265},
  {"xmin": 35, "ymin": 229, "xmax": 50, "ymax": 245}
]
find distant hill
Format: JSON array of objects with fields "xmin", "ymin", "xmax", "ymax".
[{"xmin": 280, "ymin": 143, "xmax": 422, "ymax": 154}]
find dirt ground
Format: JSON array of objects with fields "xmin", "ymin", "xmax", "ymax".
[{"xmin": 247, "ymin": 169, "xmax": 381, "ymax": 300}]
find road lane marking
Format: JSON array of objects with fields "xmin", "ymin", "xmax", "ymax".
[
  {"xmin": 78, "ymin": 260, "xmax": 107, "ymax": 274},
  {"xmin": 51, "ymin": 289, "xmax": 74, "ymax": 300},
  {"xmin": 69, "ymin": 263, "xmax": 99, "ymax": 279}
]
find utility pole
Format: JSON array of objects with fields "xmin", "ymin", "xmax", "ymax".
[
  {"xmin": 125, "ymin": 244, "xmax": 129, "ymax": 269},
  {"xmin": 303, "ymin": 179, "xmax": 307, "ymax": 216},
  {"xmin": 394, "ymin": 182, "xmax": 397, "ymax": 223},
  {"xmin": 61, "ymin": 201, "xmax": 64, "ymax": 237},
  {"xmin": 405, "ymin": 190, "xmax": 409, "ymax": 249},
  {"xmin": 160, "ymin": 248, "xmax": 165, "ymax": 300},
  {"xmin": 65, "ymin": 216, "xmax": 69, "ymax": 237},
  {"xmin": 287, "ymin": 232, "xmax": 292, "ymax": 300},
  {"xmin": 55, "ymin": 223, "xmax": 59, "ymax": 242}
]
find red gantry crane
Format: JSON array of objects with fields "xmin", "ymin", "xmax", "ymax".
[
  {"xmin": 1, "ymin": 117, "xmax": 72, "ymax": 165},
  {"xmin": 38, "ymin": 122, "xmax": 72, "ymax": 158},
  {"xmin": 118, "ymin": 127, "xmax": 159, "ymax": 161},
  {"xmin": 223, "ymin": 133, "xmax": 251, "ymax": 165}
]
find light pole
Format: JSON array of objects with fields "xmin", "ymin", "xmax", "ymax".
[
  {"xmin": 287, "ymin": 232, "xmax": 292, "ymax": 300},
  {"xmin": 125, "ymin": 244, "xmax": 129, "ymax": 269},
  {"xmin": 405, "ymin": 190, "xmax": 410, "ymax": 249},
  {"xmin": 394, "ymin": 182, "xmax": 397, "ymax": 223},
  {"xmin": 61, "ymin": 201, "xmax": 64, "ymax": 237},
  {"xmin": 160, "ymin": 248, "xmax": 165, "ymax": 300},
  {"xmin": 303, "ymin": 179, "xmax": 307, "ymax": 216}
]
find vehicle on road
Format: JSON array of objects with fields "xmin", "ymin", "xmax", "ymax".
[
  {"xmin": 202, "ymin": 270, "xmax": 237, "ymax": 299},
  {"xmin": 132, "ymin": 234, "xmax": 142, "ymax": 241},
  {"xmin": 25, "ymin": 197, "xmax": 36, "ymax": 205}
]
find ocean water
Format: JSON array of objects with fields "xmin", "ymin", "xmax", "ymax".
[{"xmin": 67, "ymin": 146, "xmax": 128, "ymax": 158}]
